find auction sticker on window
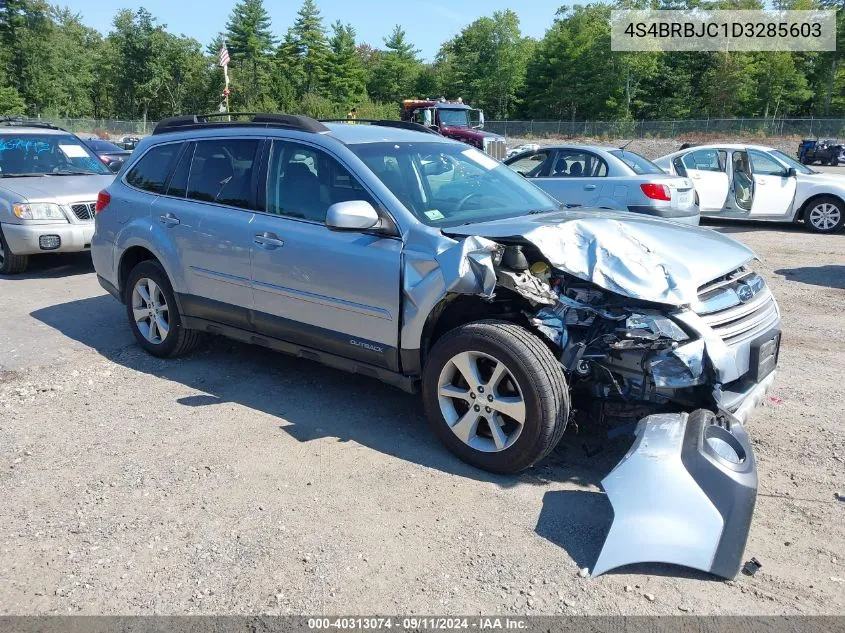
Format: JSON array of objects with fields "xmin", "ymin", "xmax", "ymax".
[
  {"xmin": 59, "ymin": 144, "xmax": 90, "ymax": 158},
  {"xmin": 611, "ymin": 10, "xmax": 836, "ymax": 51}
]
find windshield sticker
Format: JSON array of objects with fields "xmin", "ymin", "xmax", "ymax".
[
  {"xmin": 424, "ymin": 209, "xmax": 445, "ymax": 221},
  {"xmin": 461, "ymin": 148, "xmax": 499, "ymax": 171},
  {"xmin": 59, "ymin": 144, "xmax": 89, "ymax": 158},
  {"xmin": 0, "ymin": 139, "xmax": 51, "ymax": 153}
]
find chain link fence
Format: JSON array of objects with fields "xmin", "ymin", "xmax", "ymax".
[
  {"xmin": 485, "ymin": 118, "xmax": 845, "ymax": 139},
  {"xmin": 37, "ymin": 118, "xmax": 156, "ymax": 138}
]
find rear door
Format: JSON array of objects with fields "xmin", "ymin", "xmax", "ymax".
[
  {"xmin": 531, "ymin": 149, "xmax": 608, "ymax": 206},
  {"xmin": 249, "ymin": 139, "xmax": 402, "ymax": 370},
  {"xmin": 150, "ymin": 137, "xmax": 261, "ymax": 327},
  {"xmin": 681, "ymin": 148, "xmax": 730, "ymax": 212},
  {"xmin": 747, "ymin": 149, "xmax": 796, "ymax": 218}
]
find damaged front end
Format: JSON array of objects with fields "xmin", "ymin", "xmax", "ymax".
[
  {"xmin": 483, "ymin": 241, "xmax": 768, "ymax": 579},
  {"xmin": 493, "ymin": 243, "xmax": 714, "ymax": 426}
]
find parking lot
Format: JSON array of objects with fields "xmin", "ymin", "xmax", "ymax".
[{"xmin": 1, "ymin": 213, "xmax": 844, "ymax": 615}]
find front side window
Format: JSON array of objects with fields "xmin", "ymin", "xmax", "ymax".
[
  {"xmin": 0, "ymin": 133, "xmax": 111, "ymax": 177},
  {"xmin": 349, "ymin": 141, "xmax": 559, "ymax": 227},
  {"xmin": 769, "ymin": 149, "xmax": 813, "ymax": 175},
  {"xmin": 266, "ymin": 141, "xmax": 376, "ymax": 223},
  {"xmin": 507, "ymin": 150, "xmax": 552, "ymax": 177},
  {"xmin": 748, "ymin": 149, "xmax": 788, "ymax": 176},
  {"xmin": 125, "ymin": 143, "xmax": 182, "ymax": 193},
  {"xmin": 186, "ymin": 139, "xmax": 260, "ymax": 209},
  {"xmin": 551, "ymin": 151, "xmax": 607, "ymax": 177}
]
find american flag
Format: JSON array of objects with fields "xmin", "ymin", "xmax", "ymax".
[{"xmin": 218, "ymin": 44, "xmax": 230, "ymax": 68}]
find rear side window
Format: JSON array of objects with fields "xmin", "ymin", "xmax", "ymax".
[
  {"xmin": 187, "ymin": 139, "xmax": 260, "ymax": 209},
  {"xmin": 125, "ymin": 143, "xmax": 181, "ymax": 193},
  {"xmin": 683, "ymin": 149, "xmax": 724, "ymax": 172},
  {"xmin": 551, "ymin": 150, "xmax": 607, "ymax": 177},
  {"xmin": 609, "ymin": 150, "xmax": 663, "ymax": 175}
]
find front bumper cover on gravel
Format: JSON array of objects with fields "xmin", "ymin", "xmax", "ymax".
[{"xmin": 593, "ymin": 409, "xmax": 757, "ymax": 579}]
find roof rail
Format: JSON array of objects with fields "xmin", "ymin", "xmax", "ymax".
[
  {"xmin": 320, "ymin": 119, "xmax": 442, "ymax": 136},
  {"xmin": 0, "ymin": 116, "xmax": 61, "ymax": 130},
  {"xmin": 153, "ymin": 112, "xmax": 329, "ymax": 136}
]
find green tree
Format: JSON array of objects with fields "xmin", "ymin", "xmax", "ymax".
[
  {"xmin": 225, "ymin": 0, "xmax": 276, "ymax": 110},
  {"xmin": 325, "ymin": 21, "xmax": 367, "ymax": 108},
  {"xmin": 367, "ymin": 25, "xmax": 421, "ymax": 103},
  {"xmin": 279, "ymin": 0, "xmax": 331, "ymax": 97},
  {"xmin": 0, "ymin": 85, "xmax": 26, "ymax": 115},
  {"xmin": 437, "ymin": 11, "xmax": 530, "ymax": 118}
]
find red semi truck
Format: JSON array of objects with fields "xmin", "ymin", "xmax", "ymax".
[{"xmin": 401, "ymin": 98, "xmax": 507, "ymax": 160}]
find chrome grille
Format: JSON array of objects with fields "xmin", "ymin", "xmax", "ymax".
[
  {"xmin": 696, "ymin": 270, "xmax": 779, "ymax": 346},
  {"xmin": 483, "ymin": 138, "xmax": 507, "ymax": 160},
  {"xmin": 70, "ymin": 202, "xmax": 96, "ymax": 221}
]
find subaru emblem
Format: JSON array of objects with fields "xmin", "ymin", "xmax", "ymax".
[{"xmin": 736, "ymin": 282, "xmax": 755, "ymax": 303}]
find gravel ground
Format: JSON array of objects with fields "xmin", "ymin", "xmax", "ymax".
[{"xmin": 0, "ymin": 215, "xmax": 843, "ymax": 615}]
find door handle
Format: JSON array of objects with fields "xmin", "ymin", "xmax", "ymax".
[
  {"xmin": 254, "ymin": 232, "xmax": 285, "ymax": 248},
  {"xmin": 159, "ymin": 213, "xmax": 180, "ymax": 226},
  {"xmin": 690, "ymin": 173, "xmax": 701, "ymax": 179},
  {"xmin": 757, "ymin": 178, "xmax": 767, "ymax": 184},
  {"xmin": 584, "ymin": 184, "xmax": 597, "ymax": 191}
]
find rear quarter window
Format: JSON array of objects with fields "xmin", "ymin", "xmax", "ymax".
[{"xmin": 125, "ymin": 143, "xmax": 182, "ymax": 193}]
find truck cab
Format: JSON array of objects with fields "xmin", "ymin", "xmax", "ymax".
[{"xmin": 401, "ymin": 99, "xmax": 507, "ymax": 160}]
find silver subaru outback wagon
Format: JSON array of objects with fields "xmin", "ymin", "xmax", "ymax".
[{"xmin": 92, "ymin": 114, "xmax": 779, "ymax": 480}]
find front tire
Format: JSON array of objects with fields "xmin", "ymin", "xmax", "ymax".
[
  {"xmin": 422, "ymin": 320, "xmax": 570, "ymax": 474},
  {"xmin": 125, "ymin": 260, "xmax": 203, "ymax": 357},
  {"xmin": 0, "ymin": 227, "xmax": 29, "ymax": 275},
  {"xmin": 804, "ymin": 196, "xmax": 844, "ymax": 234}
]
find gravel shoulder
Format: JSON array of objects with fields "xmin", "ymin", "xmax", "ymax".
[{"xmin": 0, "ymin": 224, "xmax": 843, "ymax": 615}]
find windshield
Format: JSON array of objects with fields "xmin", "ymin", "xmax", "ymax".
[
  {"xmin": 0, "ymin": 133, "xmax": 111, "ymax": 176},
  {"xmin": 350, "ymin": 141, "xmax": 559, "ymax": 227},
  {"xmin": 769, "ymin": 149, "xmax": 814, "ymax": 175},
  {"xmin": 438, "ymin": 108, "xmax": 471, "ymax": 128},
  {"xmin": 609, "ymin": 149, "xmax": 664, "ymax": 175}
]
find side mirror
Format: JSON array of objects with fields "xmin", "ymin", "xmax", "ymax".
[
  {"xmin": 108, "ymin": 161, "xmax": 123, "ymax": 173},
  {"xmin": 785, "ymin": 167, "xmax": 797, "ymax": 178},
  {"xmin": 326, "ymin": 200, "xmax": 381, "ymax": 231}
]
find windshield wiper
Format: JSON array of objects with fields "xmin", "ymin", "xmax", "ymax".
[
  {"xmin": 48, "ymin": 169, "xmax": 102, "ymax": 176},
  {"xmin": 0, "ymin": 172, "xmax": 45, "ymax": 178}
]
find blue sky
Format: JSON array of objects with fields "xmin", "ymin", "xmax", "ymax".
[{"xmin": 59, "ymin": 0, "xmax": 565, "ymax": 60}]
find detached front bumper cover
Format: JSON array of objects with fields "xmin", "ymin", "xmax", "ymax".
[{"xmin": 593, "ymin": 409, "xmax": 757, "ymax": 579}]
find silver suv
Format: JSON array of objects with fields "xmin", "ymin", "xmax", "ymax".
[
  {"xmin": 0, "ymin": 120, "xmax": 115, "ymax": 274},
  {"xmin": 92, "ymin": 114, "xmax": 780, "ymax": 476}
]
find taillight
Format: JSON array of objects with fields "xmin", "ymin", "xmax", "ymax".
[
  {"xmin": 100, "ymin": 156, "xmax": 112, "ymax": 164},
  {"xmin": 95, "ymin": 190, "xmax": 111, "ymax": 213},
  {"xmin": 640, "ymin": 183, "xmax": 671, "ymax": 201}
]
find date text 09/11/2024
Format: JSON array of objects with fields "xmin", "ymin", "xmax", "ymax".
[{"xmin": 307, "ymin": 617, "xmax": 528, "ymax": 630}]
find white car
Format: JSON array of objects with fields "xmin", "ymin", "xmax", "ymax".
[{"xmin": 654, "ymin": 144, "xmax": 845, "ymax": 233}]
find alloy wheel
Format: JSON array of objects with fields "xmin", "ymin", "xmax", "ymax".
[
  {"xmin": 0, "ymin": 237, "xmax": 5, "ymax": 267},
  {"xmin": 437, "ymin": 350, "xmax": 526, "ymax": 453},
  {"xmin": 808, "ymin": 203, "xmax": 842, "ymax": 232},
  {"xmin": 131, "ymin": 277, "xmax": 170, "ymax": 344}
]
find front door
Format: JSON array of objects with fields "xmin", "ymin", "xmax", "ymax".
[
  {"xmin": 150, "ymin": 137, "xmax": 261, "ymax": 327},
  {"xmin": 681, "ymin": 148, "xmax": 730, "ymax": 212},
  {"xmin": 249, "ymin": 139, "xmax": 402, "ymax": 370},
  {"xmin": 747, "ymin": 149, "xmax": 797, "ymax": 218}
]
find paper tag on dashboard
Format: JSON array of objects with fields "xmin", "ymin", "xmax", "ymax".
[
  {"xmin": 59, "ymin": 144, "xmax": 90, "ymax": 158},
  {"xmin": 424, "ymin": 209, "xmax": 445, "ymax": 221}
]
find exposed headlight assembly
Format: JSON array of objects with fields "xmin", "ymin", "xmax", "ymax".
[
  {"xmin": 12, "ymin": 202, "xmax": 67, "ymax": 222},
  {"xmin": 623, "ymin": 313, "xmax": 689, "ymax": 342}
]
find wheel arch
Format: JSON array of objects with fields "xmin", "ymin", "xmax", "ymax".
[
  {"xmin": 415, "ymin": 291, "xmax": 544, "ymax": 373},
  {"xmin": 796, "ymin": 192, "xmax": 845, "ymax": 222}
]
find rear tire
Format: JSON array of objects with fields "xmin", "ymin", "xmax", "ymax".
[
  {"xmin": 0, "ymin": 227, "xmax": 29, "ymax": 275},
  {"xmin": 125, "ymin": 260, "xmax": 203, "ymax": 357},
  {"xmin": 804, "ymin": 196, "xmax": 844, "ymax": 234},
  {"xmin": 422, "ymin": 320, "xmax": 570, "ymax": 474}
]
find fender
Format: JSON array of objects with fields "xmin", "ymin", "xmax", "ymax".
[{"xmin": 113, "ymin": 215, "xmax": 187, "ymax": 299}]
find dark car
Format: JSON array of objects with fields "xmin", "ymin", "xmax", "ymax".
[{"xmin": 82, "ymin": 138, "xmax": 132, "ymax": 173}]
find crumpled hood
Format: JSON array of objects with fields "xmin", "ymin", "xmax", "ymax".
[
  {"xmin": 446, "ymin": 209, "xmax": 756, "ymax": 306},
  {"xmin": 0, "ymin": 174, "xmax": 115, "ymax": 205}
]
